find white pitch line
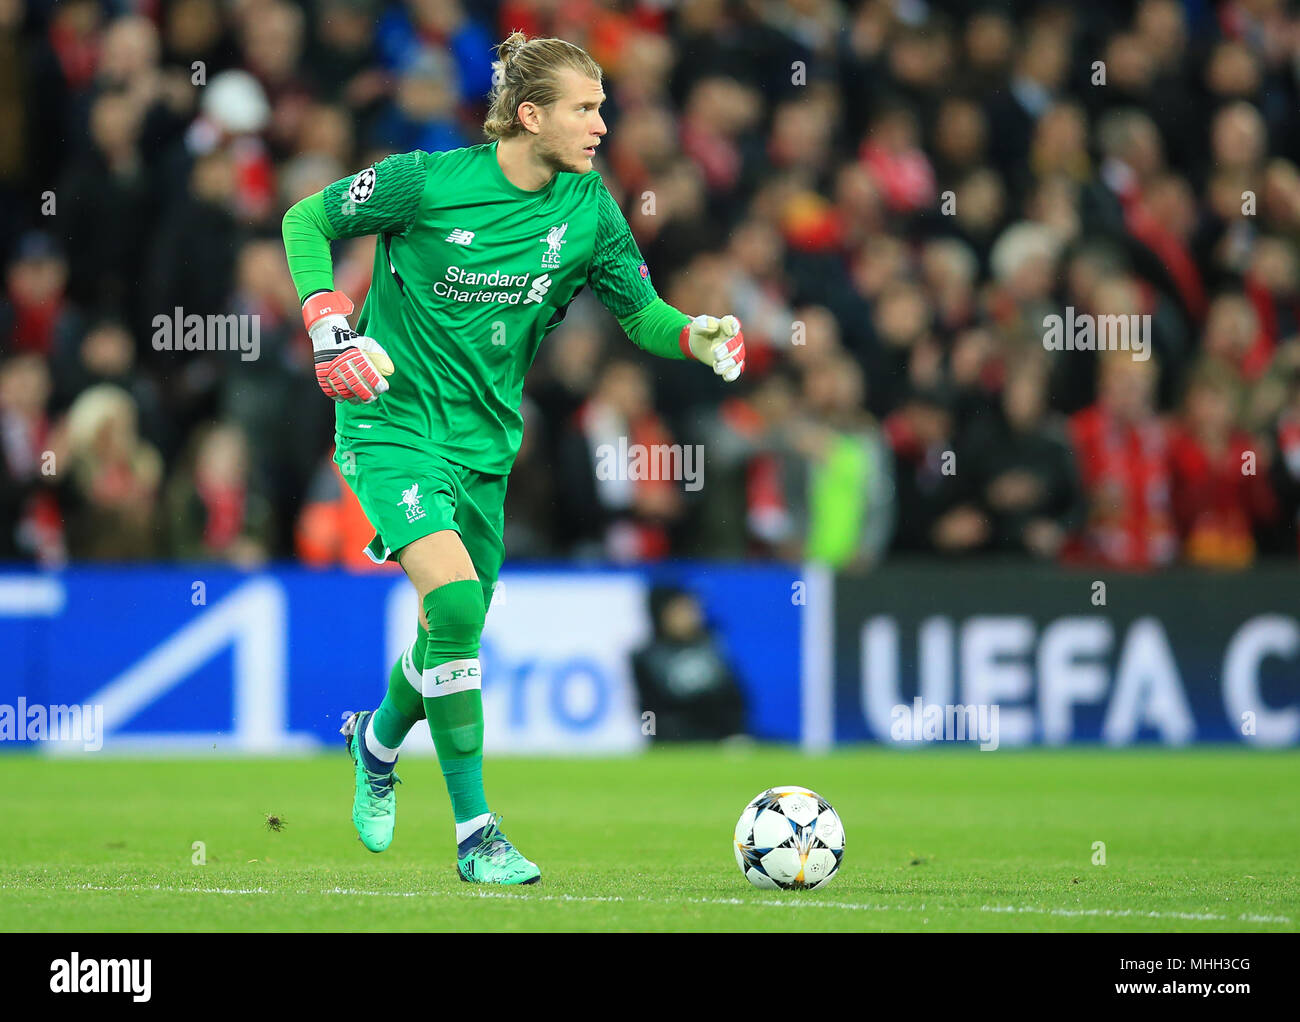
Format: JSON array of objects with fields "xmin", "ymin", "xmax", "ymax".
[
  {"xmin": 0, "ymin": 882, "xmax": 1291, "ymax": 926},
  {"xmin": 983, "ymin": 904, "xmax": 1257, "ymax": 923}
]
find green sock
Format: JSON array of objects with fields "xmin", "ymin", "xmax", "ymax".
[
  {"xmin": 421, "ymin": 580, "xmax": 489, "ymax": 823},
  {"xmin": 369, "ymin": 625, "xmax": 428, "ymax": 751}
]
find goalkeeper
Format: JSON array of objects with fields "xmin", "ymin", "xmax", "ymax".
[{"xmin": 281, "ymin": 31, "xmax": 745, "ymax": 885}]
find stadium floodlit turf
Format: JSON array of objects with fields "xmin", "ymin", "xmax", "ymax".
[{"xmin": 1, "ymin": 746, "xmax": 1296, "ymax": 932}]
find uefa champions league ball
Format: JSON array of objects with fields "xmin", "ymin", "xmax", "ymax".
[{"xmin": 733, "ymin": 786, "xmax": 845, "ymax": 890}]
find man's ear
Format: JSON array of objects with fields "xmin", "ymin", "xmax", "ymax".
[{"xmin": 517, "ymin": 101, "xmax": 542, "ymax": 136}]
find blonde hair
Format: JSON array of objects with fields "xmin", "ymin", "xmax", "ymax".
[
  {"xmin": 483, "ymin": 31, "xmax": 603, "ymax": 140},
  {"xmin": 66, "ymin": 383, "xmax": 137, "ymax": 455}
]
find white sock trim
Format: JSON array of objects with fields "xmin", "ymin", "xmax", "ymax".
[
  {"xmin": 401, "ymin": 642, "xmax": 423, "ymax": 692},
  {"xmin": 364, "ymin": 715, "xmax": 399, "ymax": 762},
  {"xmin": 456, "ymin": 812, "xmax": 494, "ymax": 844},
  {"xmin": 422, "ymin": 657, "xmax": 481, "ymax": 698}
]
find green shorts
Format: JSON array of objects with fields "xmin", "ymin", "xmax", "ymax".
[{"xmin": 334, "ymin": 434, "xmax": 507, "ymax": 610}]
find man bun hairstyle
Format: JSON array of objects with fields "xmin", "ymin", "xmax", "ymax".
[{"xmin": 483, "ymin": 31, "xmax": 604, "ymax": 140}]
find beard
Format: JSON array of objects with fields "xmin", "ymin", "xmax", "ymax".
[{"xmin": 535, "ymin": 129, "xmax": 588, "ymax": 175}]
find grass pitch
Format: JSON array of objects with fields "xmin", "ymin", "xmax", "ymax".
[{"xmin": 1, "ymin": 746, "xmax": 1296, "ymax": 932}]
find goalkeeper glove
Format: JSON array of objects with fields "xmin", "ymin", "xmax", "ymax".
[
  {"xmin": 303, "ymin": 290, "xmax": 394, "ymax": 404},
  {"xmin": 679, "ymin": 314, "xmax": 745, "ymax": 382}
]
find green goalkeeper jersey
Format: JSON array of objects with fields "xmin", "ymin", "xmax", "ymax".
[{"xmin": 282, "ymin": 140, "xmax": 690, "ymax": 475}]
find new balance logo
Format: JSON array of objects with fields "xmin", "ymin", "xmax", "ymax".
[
  {"xmin": 446, "ymin": 229, "xmax": 475, "ymax": 246},
  {"xmin": 524, "ymin": 273, "xmax": 552, "ymax": 305}
]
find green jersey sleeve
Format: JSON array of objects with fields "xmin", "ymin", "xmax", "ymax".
[
  {"xmin": 282, "ymin": 192, "xmax": 337, "ymax": 303},
  {"xmin": 321, "ymin": 150, "xmax": 431, "ymax": 239},
  {"xmin": 587, "ymin": 181, "xmax": 690, "ymax": 359},
  {"xmin": 587, "ymin": 183, "xmax": 659, "ymax": 319}
]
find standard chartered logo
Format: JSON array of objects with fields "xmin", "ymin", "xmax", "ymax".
[{"xmin": 433, "ymin": 266, "xmax": 552, "ymax": 306}]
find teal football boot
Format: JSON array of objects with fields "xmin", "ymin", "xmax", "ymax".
[
  {"xmin": 456, "ymin": 814, "xmax": 541, "ymax": 885},
  {"xmin": 340, "ymin": 710, "xmax": 400, "ymax": 853}
]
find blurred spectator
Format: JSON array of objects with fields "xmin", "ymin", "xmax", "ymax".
[
  {"xmin": 1067, "ymin": 354, "xmax": 1177, "ymax": 568},
  {"xmin": 931, "ymin": 96, "xmax": 988, "ymax": 190},
  {"xmin": 1, "ymin": 233, "xmax": 82, "ymax": 358},
  {"xmin": 791, "ymin": 353, "xmax": 895, "ymax": 570},
  {"xmin": 502, "ymin": 393, "xmax": 556, "ymax": 558},
  {"xmin": 1269, "ymin": 353, "xmax": 1300, "ymax": 556},
  {"xmin": 678, "ymin": 76, "xmax": 762, "ymax": 204},
  {"xmin": 162, "ymin": 0, "xmax": 240, "ymax": 79},
  {"xmin": 238, "ymin": 0, "xmax": 313, "ymax": 158},
  {"xmin": 60, "ymin": 382, "xmax": 162, "ymax": 560},
  {"xmin": 219, "ymin": 235, "xmax": 330, "ymax": 551},
  {"xmin": 528, "ymin": 303, "xmax": 607, "ymax": 468},
  {"xmin": 59, "ymin": 90, "xmax": 155, "ymax": 333},
  {"xmin": 694, "ymin": 356, "xmax": 894, "ymax": 569},
  {"xmin": 147, "ymin": 149, "xmax": 242, "ymax": 351},
  {"xmin": 295, "ymin": 447, "xmax": 399, "ymax": 572},
  {"xmin": 1169, "ymin": 360, "xmax": 1277, "ymax": 568},
  {"xmin": 306, "ymin": 0, "xmax": 387, "ymax": 112},
  {"xmin": 1202, "ymin": 292, "xmax": 1269, "ymax": 381},
  {"xmin": 691, "ymin": 367, "xmax": 801, "ymax": 559},
  {"xmin": 0, "ymin": 0, "xmax": 25, "ymax": 200},
  {"xmin": 985, "ymin": 21, "xmax": 1069, "ymax": 190},
  {"xmin": 964, "ymin": 356, "xmax": 1084, "ymax": 559},
  {"xmin": 631, "ymin": 585, "xmax": 747, "ymax": 742},
  {"xmin": 0, "ymin": 354, "xmax": 63, "ymax": 563},
  {"xmin": 375, "ymin": 0, "xmax": 493, "ymax": 102},
  {"xmin": 165, "ymin": 421, "xmax": 274, "ymax": 566},
  {"xmin": 723, "ymin": 217, "xmax": 794, "ymax": 372},
  {"xmin": 556, "ymin": 358, "xmax": 684, "ymax": 561},
  {"xmin": 859, "ymin": 103, "xmax": 935, "ymax": 215},
  {"xmin": 50, "ymin": 318, "xmax": 166, "ymax": 451},
  {"xmin": 885, "ymin": 384, "xmax": 988, "ymax": 555},
  {"xmin": 369, "ymin": 47, "xmax": 469, "ymax": 153}
]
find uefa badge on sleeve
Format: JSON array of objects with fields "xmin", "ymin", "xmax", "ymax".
[{"xmin": 349, "ymin": 167, "xmax": 377, "ymax": 205}]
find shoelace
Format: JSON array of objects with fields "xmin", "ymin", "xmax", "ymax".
[
  {"xmin": 361, "ymin": 769, "xmax": 400, "ymax": 810},
  {"xmin": 474, "ymin": 817, "xmax": 512, "ymax": 862},
  {"xmin": 342, "ymin": 712, "xmax": 400, "ymax": 809}
]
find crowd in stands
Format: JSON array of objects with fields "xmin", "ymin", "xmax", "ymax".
[{"xmin": 3, "ymin": 0, "xmax": 1300, "ymax": 571}]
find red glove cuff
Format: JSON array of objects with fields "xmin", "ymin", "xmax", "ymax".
[{"xmin": 303, "ymin": 290, "xmax": 354, "ymax": 331}]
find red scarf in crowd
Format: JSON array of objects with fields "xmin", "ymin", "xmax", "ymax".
[
  {"xmin": 1168, "ymin": 426, "xmax": 1278, "ymax": 567},
  {"xmin": 1068, "ymin": 404, "xmax": 1178, "ymax": 568},
  {"xmin": 196, "ymin": 478, "xmax": 247, "ymax": 551}
]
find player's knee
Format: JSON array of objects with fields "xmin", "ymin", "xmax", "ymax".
[{"xmin": 421, "ymin": 579, "xmax": 485, "ymax": 657}]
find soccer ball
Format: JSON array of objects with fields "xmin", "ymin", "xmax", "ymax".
[{"xmin": 733, "ymin": 786, "xmax": 845, "ymax": 890}]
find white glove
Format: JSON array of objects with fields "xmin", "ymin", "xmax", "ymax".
[
  {"xmin": 679, "ymin": 314, "xmax": 746, "ymax": 382},
  {"xmin": 303, "ymin": 290, "xmax": 394, "ymax": 404}
]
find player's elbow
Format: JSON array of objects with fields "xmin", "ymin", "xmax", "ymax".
[{"xmin": 281, "ymin": 198, "xmax": 305, "ymax": 239}]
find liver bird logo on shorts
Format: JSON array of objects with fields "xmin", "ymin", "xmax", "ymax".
[{"xmin": 399, "ymin": 483, "xmax": 425, "ymax": 522}]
